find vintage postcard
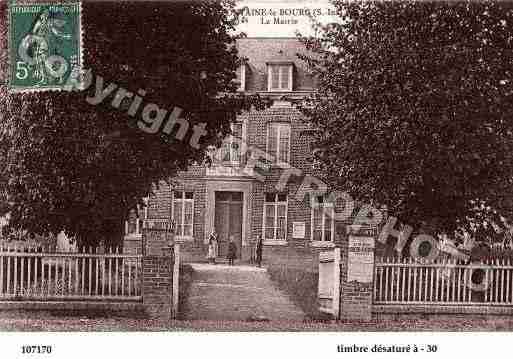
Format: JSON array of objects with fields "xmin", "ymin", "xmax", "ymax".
[{"xmin": 1, "ymin": 0, "xmax": 513, "ymax": 358}]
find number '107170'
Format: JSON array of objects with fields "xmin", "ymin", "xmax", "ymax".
[{"xmin": 21, "ymin": 345, "xmax": 52, "ymax": 354}]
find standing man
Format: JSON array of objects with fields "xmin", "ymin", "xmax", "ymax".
[
  {"xmin": 227, "ymin": 235, "xmax": 237, "ymax": 266},
  {"xmin": 255, "ymin": 234, "xmax": 263, "ymax": 267}
]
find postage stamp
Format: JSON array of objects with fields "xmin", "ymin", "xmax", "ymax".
[{"xmin": 8, "ymin": 2, "xmax": 82, "ymax": 92}]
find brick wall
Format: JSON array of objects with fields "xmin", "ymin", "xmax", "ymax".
[
  {"xmin": 241, "ymin": 105, "xmax": 313, "ymax": 171},
  {"xmin": 179, "ymin": 241, "xmax": 208, "ymax": 262},
  {"xmin": 261, "ymin": 244, "xmax": 320, "ymax": 273},
  {"xmin": 142, "ymin": 255, "xmax": 173, "ymax": 319},
  {"xmin": 147, "ymin": 181, "xmax": 172, "ymax": 219},
  {"xmin": 141, "ymin": 227, "xmax": 175, "ymax": 319},
  {"xmin": 142, "ymin": 179, "xmax": 207, "ymax": 241},
  {"xmin": 339, "ymin": 226, "xmax": 377, "ymax": 321},
  {"xmin": 246, "ymin": 105, "xmax": 315, "ymax": 242},
  {"xmin": 124, "ymin": 237, "xmax": 142, "ymax": 255},
  {"xmin": 243, "ymin": 103, "xmax": 359, "ymax": 268}
]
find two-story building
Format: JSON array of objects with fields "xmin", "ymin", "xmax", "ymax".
[{"xmin": 124, "ymin": 38, "xmax": 350, "ymax": 271}]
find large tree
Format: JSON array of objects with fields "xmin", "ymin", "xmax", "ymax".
[
  {"xmin": 0, "ymin": 0, "xmax": 264, "ymax": 247},
  {"xmin": 301, "ymin": 1, "xmax": 513, "ymax": 241}
]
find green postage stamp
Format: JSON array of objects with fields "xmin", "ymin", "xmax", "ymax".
[{"xmin": 8, "ymin": 2, "xmax": 82, "ymax": 92}]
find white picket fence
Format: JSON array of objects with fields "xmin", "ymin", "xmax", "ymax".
[
  {"xmin": 374, "ymin": 257, "xmax": 513, "ymax": 306},
  {"xmin": 0, "ymin": 246, "xmax": 142, "ymax": 301}
]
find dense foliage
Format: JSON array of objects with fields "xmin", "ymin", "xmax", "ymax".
[
  {"xmin": 0, "ymin": 1, "xmax": 264, "ymax": 247},
  {"xmin": 302, "ymin": 1, "xmax": 513, "ymax": 240}
]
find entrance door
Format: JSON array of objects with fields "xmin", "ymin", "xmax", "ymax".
[{"xmin": 214, "ymin": 191, "xmax": 243, "ymax": 258}]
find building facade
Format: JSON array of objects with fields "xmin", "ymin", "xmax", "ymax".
[{"xmin": 124, "ymin": 38, "xmax": 353, "ymax": 271}]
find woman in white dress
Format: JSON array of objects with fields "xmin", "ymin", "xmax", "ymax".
[{"xmin": 207, "ymin": 229, "xmax": 218, "ymax": 264}]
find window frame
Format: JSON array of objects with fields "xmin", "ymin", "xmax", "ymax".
[
  {"xmin": 267, "ymin": 64, "xmax": 293, "ymax": 92},
  {"xmin": 266, "ymin": 122, "xmax": 291, "ymax": 166},
  {"xmin": 310, "ymin": 196, "xmax": 335, "ymax": 244},
  {"xmin": 262, "ymin": 193, "xmax": 288, "ymax": 244},
  {"xmin": 171, "ymin": 191, "xmax": 194, "ymax": 239},
  {"xmin": 220, "ymin": 122, "xmax": 243, "ymax": 166}
]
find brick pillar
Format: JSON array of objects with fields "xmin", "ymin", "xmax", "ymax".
[
  {"xmin": 141, "ymin": 226, "xmax": 174, "ymax": 319},
  {"xmin": 338, "ymin": 224, "xmax": 378, "ymax": 321}
]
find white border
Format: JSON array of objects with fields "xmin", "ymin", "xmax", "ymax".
[{"xmin": 1, "ymin": 332, "xmax": 513, "ymax": 359}]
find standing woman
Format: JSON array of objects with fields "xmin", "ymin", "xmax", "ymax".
[{"xmin": 207, "ymin": 229, "xmax": 218, "ymax": 264}]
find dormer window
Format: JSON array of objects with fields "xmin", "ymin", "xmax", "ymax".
[{"xmin": 267, "ymin": 62, "xmax": 293, "ymax": 92}]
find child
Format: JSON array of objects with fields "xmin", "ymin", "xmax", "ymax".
[{"xmin": 227, "ymin": 236, "xmax": 237, "ymax": 266}]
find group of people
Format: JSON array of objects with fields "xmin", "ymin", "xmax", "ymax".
[{"xmin": 207, "ymin": 229, "xmax": 263, "ymax": 267}]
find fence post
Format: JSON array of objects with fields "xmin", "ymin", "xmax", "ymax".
[
  {"xmin": 172, "ymin": 243, "xmax": 180, "ymax": 319},
  {"xmin": 332, "ymin": 247, "xmax": 341, "ymax": 319},
  {"xmin": 339, "ymin": 224, "xmax": 378, "ymax": 321},
  {"xmin": 141, "ymin": 222, "xmax": 175, "ymax": 320}
]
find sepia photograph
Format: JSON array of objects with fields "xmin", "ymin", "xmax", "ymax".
[{"xmin": 1, "ymin": 0, "xmax": 513, "ymax": 357}]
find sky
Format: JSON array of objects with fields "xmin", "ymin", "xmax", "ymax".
[{"xmin": 235, "ymin": 0, "xmax": 339, "ymax": 38}]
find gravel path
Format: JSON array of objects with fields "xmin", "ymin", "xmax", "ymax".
[{"xmin": 181, "ymin": 263, "xmax": 306, "ymax": 322}]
